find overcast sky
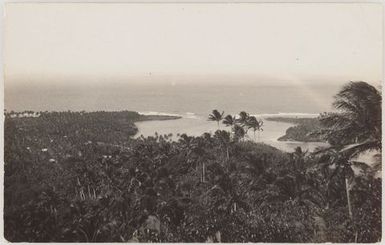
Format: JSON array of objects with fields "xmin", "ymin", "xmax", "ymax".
[{"xmin": 4, "ymin": 3, "xmax": 383, "ymax": 88}]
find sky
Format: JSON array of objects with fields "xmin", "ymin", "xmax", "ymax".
[{"xmin": 4, "ymin": 3, "xmax": 383, "ymax": 89}]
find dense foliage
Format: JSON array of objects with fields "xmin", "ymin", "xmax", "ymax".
[
  {"xmin": 218, "ymin": 110, "xmax": 263, "ymax": 141},
  {"xmin": 4, "ymin": 82, "xmax": 382, "ymax": 242},
  {"xmin": 319, "ymin": 81, "xmax": 381, "ymax": 150}
]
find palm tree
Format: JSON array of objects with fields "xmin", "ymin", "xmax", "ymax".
[
  {"xmin": 214, "ymin": 130, "xmax": 232, "ymax": 160},
  {"xmin": 245, "ymin": 116, "xmax": 263, "ymax": 141},
  {"xmin": 314, "ymin": 148, "xmax": 354, "ymax": 218},
  {"xmin": 208, "ymin": 110, "xmax": 224, "ymax": 129},
  {"xmin": 316, "ymin": 81, "xmax": 382, "ymax": 230},
  {"xmin": 232, "ymin": 124, "xmax": 246, "ymax": 142},
  {"xmin": 179, "ymin": 135, "xmax": 208, "ymax": 182},
  {"xmin": 178, "ymin": 134, "xmax": 199, "ymax": 172},
  {"xmin": 236, "ymin": 111, "xmax": 249, "ymax": 127},
  {"xmin": 319, "ymin": 81, "xmax": 381, "ymax": 153},
  {"xmin": 222, "ymin": 115, "xmax": 236, "ymax": 127}
]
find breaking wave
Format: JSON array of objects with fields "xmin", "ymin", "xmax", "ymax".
[{"xmin": 138, "ymin": 111, "xmax": 200, "ymax": 119}]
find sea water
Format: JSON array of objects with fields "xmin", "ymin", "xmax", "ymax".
[
  {"xmin": 6, "ymin": 83, "xmax": 336, "ymax": 152},
  {"xmin": 135, "ymin": 112, "xmax": 329, "ymax": 153}
]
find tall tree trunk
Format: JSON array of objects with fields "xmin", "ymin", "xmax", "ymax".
[
  {"xmin": 226, "ymin": 147, "xmax": 229, "ymax": 160},
  {"xmin": 345, "ymin": 175, "xmax": 358, "ymax": 242},
  {"xmin": 345, "ymin": 177, "xmax": 352, "ymax": 219},
  {"xmin": 202, "ymin": 162, "xmax": 205, "ymax": 182}
]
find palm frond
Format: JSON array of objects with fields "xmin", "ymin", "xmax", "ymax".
[{"xmin": 340, "ymin": 140, "xmax": 381, "ymax": 158}]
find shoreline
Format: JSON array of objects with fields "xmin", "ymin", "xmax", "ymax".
[
  {"xmin": 6, "ymin": 110, "xmax": 325, "ymax": 146},
  {"xmin": 134, "ymin": 113, "xmax": 329, "ymax": 152},
  {"xmin": 265, "ymin": 116, "xmax": 325, "ymax": 143},
  {"xmin": 137, "ymin": 114, "xmax": 182, "ymax": 121}
]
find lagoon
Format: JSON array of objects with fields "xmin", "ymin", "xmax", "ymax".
[{"xmin": 135, "ymin": 112, "xmax": 329, "ymax": 153}]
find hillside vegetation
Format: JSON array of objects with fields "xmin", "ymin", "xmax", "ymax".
[{"xmin": 4, "ymin": 82, "xmax": 382, "ymax": 242}]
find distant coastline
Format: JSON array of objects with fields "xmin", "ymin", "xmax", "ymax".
[
  {"xmin": 5, "ymin": 110, "xmax": 182, "ymax": 121},
  {"xmin": 4, "ymin": 110, "xmax": 182, "ymax": 144},
  {"xmin": 138, "ymin": 114, "xmax": 182, "ymax": 121},
  {"xmin": 6, "ymin": 110, "xmax": 322, "ymax": 144},
  {"xmin": 265, "ymin": 117, "xmax": 325, "ymax": 142}
]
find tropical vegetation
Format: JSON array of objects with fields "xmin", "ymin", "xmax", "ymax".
[
  {"xmin": 266, "ymin": 117, "xmax": 323, "ymax": 142},
  {"xmin": 3, "ymin": 81, "xmax": 381, "ymax": 242}
]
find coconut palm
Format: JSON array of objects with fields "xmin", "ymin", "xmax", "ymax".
[
  {"xmin": 179, "ymin": 135, "xmax": 208, "ymax": 182},
  {"xmin": 315, "ymin": 148, "xmax": 354, "ymax": 218},
  {"xmin": 208, "ymin": 110, "xmax": 224, "ymax": 129},
  {"xmin": 236, "ymin": 111, "xmax": 249, "ymax": 127},
  {"xmin": 214, "ymin": 130, "xmax": 232, "ymax": 160},
  {"xmin": 319, "ymin": 81, "xmax": 381, "ymax": 154},
  {"xmin": 232, "ymin": 124, "xmax": 246, "ymax": 142},
  {"xmin": 315, "ymin": 81, "xmax": 382, "ymax": 231},
  {"xmin": 245, "ymin": 116, "xmax": 264, "ymax": 141},
  {"xmin": 222, "ymin": 115, "xmax": 236, "ymax": 127}
]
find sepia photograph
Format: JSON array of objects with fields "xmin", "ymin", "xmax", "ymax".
[{"xmin": 3, "ymin": 2, "xmax": 383, "ymax": 243}]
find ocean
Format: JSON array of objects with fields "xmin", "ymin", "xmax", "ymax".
[{"xmin": 5, "ymin": 83, "xmax": 337, "ymax": 152}]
